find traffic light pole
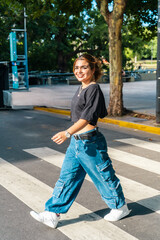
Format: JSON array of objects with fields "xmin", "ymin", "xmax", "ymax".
[
  {"xmin": 9, "ymin": 32, "xmax": 19, "ymax": 89},
  {"xmin": 24, "ymin": 8, "xmax": 29, "ymax": 90},
  {"xmin": 156, "ymin": 0, "xmax": 160, "ymax": 123},
  {"xmin": 10, "ymin": 8, "xmax": 29, "ymax": 90}
]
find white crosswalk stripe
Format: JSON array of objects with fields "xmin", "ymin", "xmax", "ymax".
[
  {"xmin": 1, "ymin": 137, "xmax": 160, "ymax": 240},
  {"xmin": 24, "ymin": 147, "xmax": 160, "ymax": 215},
  {"xmin": 0, "ymin": 157, "xmax": 138, "ymax": 240},
  {"xmin": 108, "ymin": 147, "xmax": 160, "ymax": 175},
  {"xmin": 115, "ymin": 138, "xmax": 160, "ymax": 153}
]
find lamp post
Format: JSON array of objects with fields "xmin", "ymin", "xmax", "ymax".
[{"xmin": 156, "ymin": 0, "xmax": 160, "ymax": 123}]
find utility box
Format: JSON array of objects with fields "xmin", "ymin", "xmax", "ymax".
[{"xmin": 0, "ymin": 64, "xmax": 9, "ymax": 107}]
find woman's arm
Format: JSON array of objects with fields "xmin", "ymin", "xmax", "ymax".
[{"xmin": 51, "ymin": 119, "xmax": 89, "ymax": 145}]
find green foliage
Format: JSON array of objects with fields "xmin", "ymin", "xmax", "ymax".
[
  {"xmin": 125, "ymin": 0, "xmax": 157, "ymax": 40},
  {"xmin": 50, "ymin": 0, "xmax": 92, "ymax": 16},
  {"xmin": 122, "ymin": 23, "xmax": 157, "ymax": 69},
  {"xmin": 0, "ymin": 0, "xmax": 158, "ymax": 72},
  {"xmin": 0, "ymin": 0, "xmax": 110, "ymax": 71}
]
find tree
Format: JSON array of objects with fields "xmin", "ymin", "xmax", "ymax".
[
  {"xmin": 49, "ymin": 0, "xmax": 157, "ymax": 115},
  {"xmin": 122, "ymin": 26, "xmax": 157, "ymax": 68},
  {"xmin": 0, "ymin": 1, "xmax": 109, "ymax": 72},
  {"xmin": 96, "ymin": 0, "xmax": 127, "ymax": 116},
  {"xmin": 0, "ymin": 0, "xmax": 157, "ymax": 115},
  {"xmin": 95, "ymin": 0, "xmax": 157, "ymax": 116}
]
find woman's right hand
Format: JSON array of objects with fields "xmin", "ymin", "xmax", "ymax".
[{"xmin": 51, "ymin": 131, "xmax": 67, "ymax": 145}]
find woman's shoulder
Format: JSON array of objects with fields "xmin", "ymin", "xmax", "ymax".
[
  {"xmin": 85, "ymin": 83, "xmax": 103, "ymax": 94},
  {"xmin": 86, "ymin": 83, "xmax": 100, "ymax": 91},
  {"xmin": 83, "ymin": 83, "xmax": 104, "ymax": 99}
]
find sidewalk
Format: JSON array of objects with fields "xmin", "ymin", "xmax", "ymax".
[{"xmin": 7, "ymin": 80, "xmax": 160, "ymax": 135}]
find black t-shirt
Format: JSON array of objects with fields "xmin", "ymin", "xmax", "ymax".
[{"xmin": 71, "ymin": 83, "xmax": 108, "ymax": 126}]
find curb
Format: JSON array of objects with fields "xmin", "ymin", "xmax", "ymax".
[
  {"xmin": 34, "ymin": 106, "xmax": 160, "ymax": 136},
  {"xmin": 34, "ymin": 107, "xmax": 71, "ymax": 116}
]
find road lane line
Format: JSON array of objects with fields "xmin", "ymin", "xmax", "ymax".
[
  {"xmin": 115, "ymin": 138, "xmax": 160, "ymax": 153},
  {"xmin": 0, "ymin": 157, "xmax": 138, "ymax": 240},
  {"xmin": 108, "ymin": 147, "xmax": 160, "ymax": 175},
  {"xmin": 24, "ymin": 147, "xmax": 160, "ymax": 214}
]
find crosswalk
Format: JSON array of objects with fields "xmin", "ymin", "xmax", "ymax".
[{"xmin": 0, "ymin": 137, "xmax": 160, "ymax": 240}]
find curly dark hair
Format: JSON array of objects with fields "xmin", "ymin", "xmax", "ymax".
[{"xmin": 73, "ymin": 53, "xmax": 103, "ymax": 82}]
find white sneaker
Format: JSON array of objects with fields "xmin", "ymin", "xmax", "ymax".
[
  {"xmin": 30, "ymin": 211, "xmax": 60, "ymax": 228},
  {"xmin": 104, "ymin": 204, "xmax": 131, "ymax": 222}
]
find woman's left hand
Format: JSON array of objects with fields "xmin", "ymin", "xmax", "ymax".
[{"xmin": 51, "ymin": 131, "xmax": 67, "ymax": 144}]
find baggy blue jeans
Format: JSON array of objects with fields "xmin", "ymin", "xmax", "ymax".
[{"xmin": 45, "ymin": 129, "xmax": 125, "ymax": 213}]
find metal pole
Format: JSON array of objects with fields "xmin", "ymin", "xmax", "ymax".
[
  {"xmin": 24, "ymin": 8, "xmax": 29, "ymax": 90},
  {"xmin": 156, "ymin": 0, "xmax": 160, "ymax": 123}
]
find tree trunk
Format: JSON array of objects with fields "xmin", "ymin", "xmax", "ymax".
[
  {"xmin": 55, "ymin": 27, "xmax": 68, "ymax": 72},
  {"xmin": 98, "ymin": 0, "xmax": 127, "ymax": 116},
  {"xmin": 108, "ymin": 14, "xmax": 124, "ymax": 116},
  {"xmin": 57, "ymin": 52, "xmax": 67, "ymax": 72}
]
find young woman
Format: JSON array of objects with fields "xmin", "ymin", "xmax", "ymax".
[{"xmin": 30, "ymin": 53, "xmax": 130, "ymax": 228}]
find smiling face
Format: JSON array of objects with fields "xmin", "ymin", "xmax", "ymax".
[{"xmin": 73, "ymin": 59, "xmax": 95, "ymax": 86}]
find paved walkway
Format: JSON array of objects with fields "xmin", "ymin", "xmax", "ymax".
[{"xmin": 12, "ymin": 81, "xmax": 156, "ymax": 115}]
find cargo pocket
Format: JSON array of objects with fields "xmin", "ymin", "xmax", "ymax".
[
  {"xmin": 107, "ymin": 178, "xmax": 122, "ymax": 196},
  {"xmin": 96, "ymin": 159, "xmax": 122, "ymax": 197},
  {"xmin": 96, "ymin": 158, "xmax": 115, "ymax": 182},
  {"xmin": 52, "ymin": 179, "xmax": 65, "ymax": 198}
]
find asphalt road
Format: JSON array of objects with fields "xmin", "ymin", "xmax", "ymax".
[{"xmin": 0, "ymin": 109, "xmax": 160, "ymax": 240}]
